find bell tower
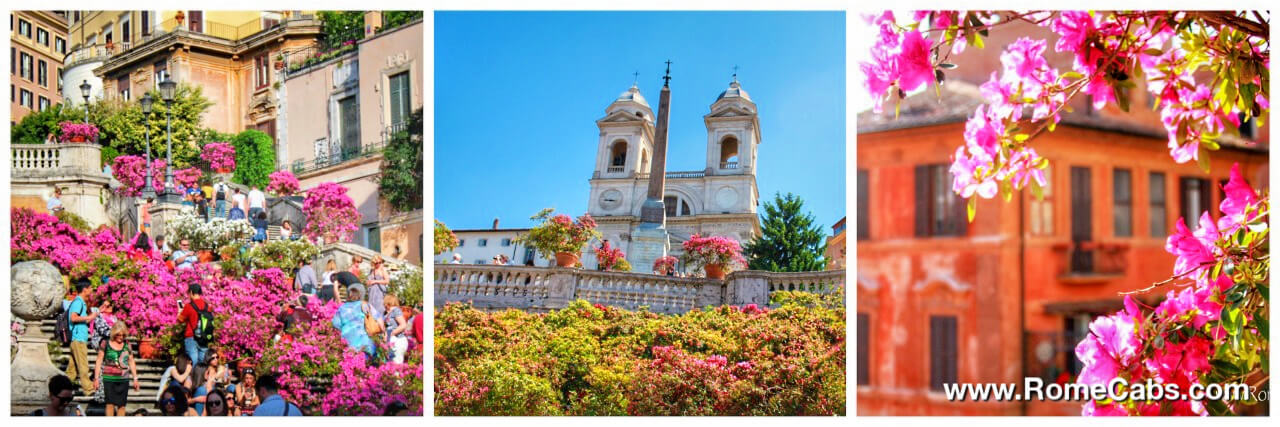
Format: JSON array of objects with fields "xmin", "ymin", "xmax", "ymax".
[
  {"xmin": 593, "ymin": 83, "xmax": 654, "ymax": 179},
  {"xmin": 704, "ymin": 72, "xmax": 760, "ymax": 176}
]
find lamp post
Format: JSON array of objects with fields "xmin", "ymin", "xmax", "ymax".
[
  {"xmin": 159, "ymin": 78, "xmax": 176, "ymax": 196},
  {"xmin": 79, "ymin": 80, "xmax": 91, "ymax": 124},
  {"xmin": 140, "ymin": 93, "xmax": 155, "ymax": 200}
]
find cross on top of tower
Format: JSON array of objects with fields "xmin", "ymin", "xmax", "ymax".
[
  {"xmin": 732, "ymin": 65, "xmax": 739, "ymax": 82},
  {"xmin": 632, "ymin": 71, "xmax": 639, "ymax": 86},
  {"xmin": 662, "ymin": 60, "xmax": 672, "ymax": 87}
]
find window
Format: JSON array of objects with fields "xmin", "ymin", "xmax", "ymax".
[
  {"xmin": 10, "ymin": 48, "xmax": 14, "ymax": 75},
  {"xmin": 37, "ymin": 60, "xmax": 47, "ymax": 87},
  {"xmin": 154, "ymin": 60, "xmax": 169, "ymax": 89},
  {"xmin": 188, "ymin": 11, "xmax": 203, "ymax": 33},
  {"xmin": 1064, "ymin": 313, "xmax": 1092, "ymax": 376},
  {"xmin": 475, "ymin": 260, "xmax": 486, "ymax": 265},
  {"xmin": 389, "ymin": 71, "xmax": 411, "ymax": 126},
  {"xmin": 457, "ymin": 239, "xmax": 464, "ymax": 247},
  {"xmin": 365, "ymin": 225, "xmax": 381, "ymax": 252},
  {"xmin": 254, "ymin": 54, "xmax": 269, "ymax": 89},
  {"xmin": 18, "ymin": 19, "xmax": 30, "ymax": 38},
  {"xmin": 720, "ymin": 136, "xmax": 739, "ymax": 169},
  {"xmin": 914, "ymin": 164, "xmax": 966, "ymax": 237},
  {"xmin": 1239, "ymin": 113, "xmax": 1256, "ymax": 139},
  {"xmin": 20, "ymin": 52, "xmax": 33, "ymax": 80},
  {"xmin": 37, "ymin": 28, "xmax": 49, "ymax": 46},
  {"xmin": 121, "ymin": 14, "xmax": 131, "ymax": 43},
  {"xmin": 477, "ymin": 238, "xmax": 488, "ymax": 247},
  {"xmin": 1180, "ymin": 177, "xmax": 1211, "ymax": 231},
  {"xmin": 339, "ymin": 95, "xmax": 360, "ymax": 157},
  {"xmin": 501, "ymin": 238, "xmax": 512, "ymax": 247},
  {"xmin": 857, "ymin": 169, "xmax": 869, "ymax": 240},
  {"xmin": 1113, "ymin": 168, "xmax": 1132, "ymax": 237},
  {"xmin": 38, "ymin": 96, "xmax": 49, "ymax": 111},
  {"xmin": 1070, "ymin": 167, "xmax": 1094, "ymax": 273},
  {"xmin": 10, "ymin": 85, "xmax": 14, "ymax": 102},
  {"xmin": 55, "ymin": 37, "xmax": 65, "ymax": 54},
  {"xmin": 929, "ymin": 315, "xmax": 958, "ymax": 391},
  {"xmin": 857, "ymin": 312, "xmax": 870, "ymax": 386},
  {"xmin": 117, "ymin": 75, "xmax": 130, "ymax": 101},
  {"xmin": 1150, "ymin": 172, "xmax": 1167, "ymax": 237},
  {"xmin": 664, "ymin": 195, "xmax": 692, "ymax": 217},
  {"xmin": 609, "ymin": 140, "xmax": 627, "ymax": 171},
  {"xmin": 142, "ymin": 11, "xmax": 150, "ymax": 35},
  {"xmin": 103, "ymin": 24, "xmax": 113, "ymax": 45},
  {"xmin": 57, "ymin": 67, "xmax": 62, "ymax": 91},
  {"xmin": 73, "ymin": 11, "xmax": 80, "ymax": 23},
  {"xmin": 20, "ymin": 89, "xmax": 33, "ymax": 108},
  {"xmin": 1030, "ymin": 165, "xmax": 1055, "ymax": 235}
]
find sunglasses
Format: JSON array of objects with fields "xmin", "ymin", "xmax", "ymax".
[
  {"xmin": 162, "ymin": 397, "xmax": 179, "ymax": 405},
  {"xmin": 55, "ymin": 393, "xmax": 74, "ymax": 402},
  {"xmin": 209, "ymin": 400, "xmax": 225, "ymax": 407}
]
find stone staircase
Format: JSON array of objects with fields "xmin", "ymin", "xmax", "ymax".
[{"xmin": 38, "ymin": 320, "xmax": 169, "ymax": 415}]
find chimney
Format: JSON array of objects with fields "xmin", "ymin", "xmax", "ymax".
[{"xmin": 492, "ymin": 217, "xmax": 500, "ymax": 230}]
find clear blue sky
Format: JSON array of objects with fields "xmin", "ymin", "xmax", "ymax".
[{"xmin": 435, "ymin": 11, "xmax": 845, "ymax": 232}]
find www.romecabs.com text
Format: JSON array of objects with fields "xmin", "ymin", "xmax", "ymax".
[{"xmin": 943, "ymin": 378, "xmax": 1266, "ymax": 402}]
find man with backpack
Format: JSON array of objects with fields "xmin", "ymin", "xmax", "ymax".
[
  {"xmin": 177, "ymin": 284, "xmax": 214, "ymax": 364},
  {"xmin": 63, "ymin": 280, "xmax": 100, "ymax": 395}
]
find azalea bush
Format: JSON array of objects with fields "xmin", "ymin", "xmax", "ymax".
[
  {"xmin": 11, "ymin": 208, "xmax": 121, "ymax": 273},
  {"xmin": 434, "ymin": 298, "xmax": 845, "ymax": 415},
  {"xmin": 58, "ymin": 121, "xmax": 100, "ymax": 142},
  {"xmin": 302, "ymin": 182, "xmax": 361, "ymax": 243},
  {"xmin": 93, "ymin": 259, "xmax": 181, "ymax": 339},
  {"xmin": 245, "ymin": 238, "xmax": 321, "ymax": 273},
  {"xmin": 166, "ymin": 207, "xmax": 254, "ymax": 250},
  {"xmin": 110, "ymin": 155, "xmax": 166, "ymax": 196},
  {"xmin": 200, "ymin": 141, "xmax": 237, "ymax": 171},
  {"xmin": 861, "ymin": 10, "xmax": 1270, "ymax": 219},
  {"xmin": 680, "ymin": 234, "xmax": 747, "ymax": 272},
  {"xmin": 434, "ymin": 220, "xmax": 459, "ymax": 256},
  {"xmin": 595, "ymin": 241, "xmax": 627, "ymax": 271},
  {"xmin": 323, "ymin": 351, "xmax": 425, "ymax": 415},
  {"xmin": 514, "ymin": 208, "xmax": 602, "ymax": 259},
  {"xmin": 653, "ymin": 256, "xmax": 679, "ymax": 275},
  {"xmin": 175, "ymin": 167, "xmax": 203, "ymax": 190},
  {"xmin": 268, "ymin": 170, "xmax": 301, "ymax": 196}
]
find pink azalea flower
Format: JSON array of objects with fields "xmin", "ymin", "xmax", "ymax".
[
  {"xmin": 1000, "ymin": 37, "xmax": 1050, "ymax": 89},
  {"xmin": 895, "ymin": 30, "xmax": 934, "ymax": 93},
  {"xmin": 1216, "ymin": 163, "xmax": 1259, "ymax": 231},
  {"xmin": 1165, "ymin": 216, "xmax": 1216, "ymax": 278}
]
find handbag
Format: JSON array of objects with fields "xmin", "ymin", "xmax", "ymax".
[{"xmin": 363, "ymin": 303, "xmax": 384, "ymax": 337}]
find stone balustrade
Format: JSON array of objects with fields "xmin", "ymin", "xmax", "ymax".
[
  {"xmin": 435, "ymin": 264, "xmax": 845, "ymax": 313},
  {"xmin": 12, "ymin": 143, "xmax": 104, "ymax": 176}
]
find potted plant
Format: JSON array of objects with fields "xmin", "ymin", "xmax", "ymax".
[
  {"xmin": 681, "ymin": 234, "xmax": 746, "ymax": 279},
  {"xmin": 58, "ymin": 121, "xmax": 100, "ymax": 143},
  {"xmin": 200, "ymin": 142, "xmax": 237, "ymax": 173},
  {"xmin": 653, "ymin": 255, "xmax": 679, "ymax": 275},
  {"xmin": 514, "ymin": 208, "xmax": 601, "ymax": 267},
  {"xmin": 595, "ymin": 241, "xmax": 626, "ymax": 271},
  {"xmin": 267, "ymin": 170, "xmax": 300, "ymax": 196}
]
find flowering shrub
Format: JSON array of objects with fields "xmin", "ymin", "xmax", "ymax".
[
  {"xmin": 302, "ymin": 182, "xmax": 361, "ymax": 243},
  {"xmin": 200, "ymin": 142, "xmax": 237, "ymax": 171},
  {"xmin": 110, "ymin": 155, "xmax": 166, "ymax": 196},
  {"xmin": 434, "ymin": 220, "xmax": 459, "ymax": 255},
  {"xmin": 244, "ymin": 238, "xmax": 320, "ymax": 272},
  {"xmin": 11, "ymin": 208, "xmax": 126, "ymax": 276},
  {"xmin": 268, "ymin": 170, "xmax": 301, "ymax": 196},
  {"xmin": 514, "ymin": 208, "xmax": 602, "ymax": 259},
  {"xmin": 681, "ymin": 234, "xmax": 747, "ymax": 272},
  {"xmin": 58, "ymin": 121, "xmax": 100, "ymax": 142},
  {"xmin": 166, "ymin": 207, "xmax": 254, "ymax": 249},
  {"xmin": 93, "ymin": 259, "xmax": 181, "ymax": 339},
  {"xmin": 595, "ymin": 241, "xmax": 627, "ymax": 271},
  {"xmin": 175, "ymin": 167, "xmax": 203, "ymax": 190},
  {"xmin": 653, "ymin": 256, "xmax": 679, "ymax": 275},
  {"xmin": 1074, "ymin": 163, "xmax": 1268, "ymax": 416},
  {"xmin": 434, "ymin": 298, "xmax": 845, "ymax": 415},
  {"xmin": 861, "ymin": 11, "xmax": 1270, "ymax": 219},
  {"xmin": 322, "ymin": 351, "xmax": 425, "ymax": 415}
]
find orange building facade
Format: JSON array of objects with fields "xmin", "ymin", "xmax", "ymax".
[{"xmin": 855, "ymin": 22, "xmax": 1269, "ymax": 416}]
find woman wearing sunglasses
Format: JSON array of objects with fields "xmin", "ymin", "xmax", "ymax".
[
  {"xmin": 204, "ymin": 389, "xmax": 231, "ymax": 416},
  {"xmin": 94, "ymin": 322, "xmax": 139, "ymax": 416},
  {"xmin": 157, "ymin": 385, "xmax": 197, "ymax": 416}
]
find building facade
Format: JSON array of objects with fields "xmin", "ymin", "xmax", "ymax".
[
  {"xmin": 432, "ymin": 226, "xmax": 553, "ymax": 267},
  {"xmin": 584, "ymin": 79, "xmax": 762, "ymax": 271},
  {"xmin": 855, "ymin": 21, "xmax": 1269, "ymax": 416},
  {"xmin": 280, "ymin": 16, "xmax": 423, "ymax": 263},
  {"xmin": 826, "ymin": 216, "xmax": 846, "ymax": 270},
  {"xmin": 11, "ymin": 11, "xmax": 68, "ymax": 125}
]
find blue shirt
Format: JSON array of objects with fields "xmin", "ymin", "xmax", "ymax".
[
  {"xmin": 193, "ymin": 385, "xmax": 208, "ymax": 415},
  {"xmin": 68, "ymin": 297, "xmax": 90, "ymax": 342},
  {"xmin": 332, "ymin": 301, "xmax": 374, "ymax": 356},
  {"xmin": 253, "ymin": 394, "xmax": 302, "ymax": 416},
  {"xmin": 46, "ymin": 197, "xmax": 63, "ymax": 211}
]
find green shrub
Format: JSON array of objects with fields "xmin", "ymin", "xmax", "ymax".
[{"xmin": 232, "ymin": 129, "xmax": 275, "ymax": 188}]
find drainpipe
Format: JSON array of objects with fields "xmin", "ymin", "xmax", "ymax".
[{"xmin": 1019, "ymin": 184, "xmax": 1028, "ymax": 416}]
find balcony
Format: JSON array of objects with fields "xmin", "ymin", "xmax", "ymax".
[
  {"xmin": 720, "ymin": 161, "xmax": 739, "ymax": 169},
  {"xmin": 64, "ymin": 45, "xmax": 113, "ymax": 69},
  {"xmin": 607, "ymin": 165, "xmax": 625, "ymax": 173},
  {"xmin": 12, "ymin": 143, "xmax": 104, "ymax": 177},
  {"xmin": 1052, "ymin": 241, "xmax": 1129, "ymax": 283},
  {"xmin": 284, "ymin": 123, "xmax": 408, "ymax": 176}
]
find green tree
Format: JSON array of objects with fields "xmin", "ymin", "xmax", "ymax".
[
  {"xmin": 318, "ymin": 11, "xmax": 365, "ymax": 47},
  {"xmin": 88, "ymin": 84, "xmax": 212, "ymax": 167},
  {"xmin": 10, "ymin": 103, "xmax": 79, "ymax": 144},
  {"xmin": 232, "ymin": 129, "xmax": 276, "ymax": 188},
  {"xmin": 742, "ymin": 193, "xmax": 828, "ymax": 272},
  {"xmin": 380, "ymin": 108, "xmax": 423, "ymax": 212},
  {"xmin": 379, "ymin": 11, "xmax": 423, "ymax": 31}
]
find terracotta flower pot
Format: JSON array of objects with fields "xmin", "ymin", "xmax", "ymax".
[
  {"xmin": 274, "ymin": 61, "xmax": 285, "ymax": 70},
  {"xmin": 704, "ymin": 263, "xmax": 727, "ymax": 279},
  {"xmin": 216, "ymin": 168, "xmax": 232, "ymax": 174},
  {"xmin": 138, "ymin": 338, "xmax": 159, "ymax": 359},
  {"xmin": 554, "ymin": 252, "xmax": 579, "ymax": 268},
  {"xmin": 237, "ymin": 359, "xmax": 255, "ymax": 370},
  {"xmin": 70, "ymin": 135, "xmax": 86, "ymax": 142},
  {"xmin": 198, "ymin": 250, "xmax": 214, "ymax": 263}
]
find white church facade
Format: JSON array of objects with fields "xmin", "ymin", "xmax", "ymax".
[{"xmin": 583, "ymin": 77, "xmax": 762, "ymax": 271}]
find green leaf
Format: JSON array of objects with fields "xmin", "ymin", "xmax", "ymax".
[
  {"xmin": 1061, "ymin": 71, "xmax": 1084, "ymax": 80},
  {"xmin": 938, "ymin": 62, "xmax": 958, "ymax": 70},
  {"xmin": 966, "ymin": 197, "xmax": 977, "ymax": 223},
  {"xmin": 1014, "ymin": 134, "xmax": 1030, "ymax": 142},
  {"xmin": 1258, "ymin": 317, "xmax": 1269, "ymax": 342},
  {"xmin": 1259, "ymin": 283, "xmax": 1269, "ymax": 303},
  {"xmin": 1030, "ymin": 179, "xmax": 1044, "ymax": 201},
  {"xmin": 1143, "ymin": 48, "xmax": 1164, "ymax": 56}
]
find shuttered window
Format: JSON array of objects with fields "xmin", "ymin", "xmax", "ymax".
[
  {"xmin": 1180, "ymin": 177, "xmax": 1211, "ymax": 231},
  {"xmin": 389, "ymin": 71, "xmax": 411, "ymax": 127},
  {"xmin": 1113, "ymin": 168, "xmax": 1132, "ymax": 237},
  {"xmin": 857, "ymin": 312, "xmax": 870, "ymax": 385},
  {"xmin": 857, "ymin": 169, "xmax": 869, "ymax": 240},
  {"xmin": 929, "ymin": 315, "xmax": 957, "ymax": 391},
  {"xmin": 914, "ymin": 164, "xmax": 965, "ymax": 237},
  {"xmin": 1070, "ymin": 167, "xmax": 1094, "ymax": 273},
  {"xmin": 1149, "ymin": 172, "xmax": 1167, "ymax": 237}
]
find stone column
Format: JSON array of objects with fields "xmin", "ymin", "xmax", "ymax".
[
  {"xmin": 544, "ymin": 269, "xmax": 577, "ymax": 310},
  {"xmin": 726, "ymin": 271, "xmax": 770, "ymax": 306},
  {"xmin": 149, "ymin": 198, "xmax": 189, "ymax": 242},
  {"xmin": 10, "ymin": 261, "xmax": 69, "ymax": 413}
]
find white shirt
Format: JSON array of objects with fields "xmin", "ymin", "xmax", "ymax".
[
  {"xmin": 232, "ymin": 193, "xmax": 247, "ymax": 210},
  {"xmin": 248, "ymin": 189, "xmax": 266, "ymax": 209}
]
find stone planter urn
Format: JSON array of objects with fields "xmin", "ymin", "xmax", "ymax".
[{"xmin": 11, "ymin": 260, "xmax": 68, "ymax": 412}]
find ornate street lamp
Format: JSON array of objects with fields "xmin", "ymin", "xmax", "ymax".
[
  {"xmin": 79, "ymin": 80, "xmax": 91, "ymax": 123},
  {"xmin": 159, "ymin": 77, "xmax": 177, "ymax": 196},
  {"xmin": 140, "ymin": 93, "xmax": 155, "ymax": 200}
]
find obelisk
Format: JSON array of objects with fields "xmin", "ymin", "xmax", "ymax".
[{"xmin": 631, "ymin": 61, "xmax": 673, "ymax": 273}]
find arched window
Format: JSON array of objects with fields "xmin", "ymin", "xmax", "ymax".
[
  {"xmin": 664, "ymin": 196, "xmax": 678, "ymax": 217},
  {"xmin": 609, "ymin": 140, "xmax": 627, "ymax": 172},
  {"xmin": 664, "ymin": 195, "xmax": 693, "ymax": 217},
  {"xmin": 720, "ymin": 136, "xmax": 739, "ymax": 169}
]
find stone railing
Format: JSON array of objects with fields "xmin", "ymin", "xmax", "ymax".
[
  {"xmin": 435, "ymin": 264, "xmax": 845, "ymax": 313},
  {"xmin": 12, "ymin": 143, "xmax": 104, "ymax": 177}
]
